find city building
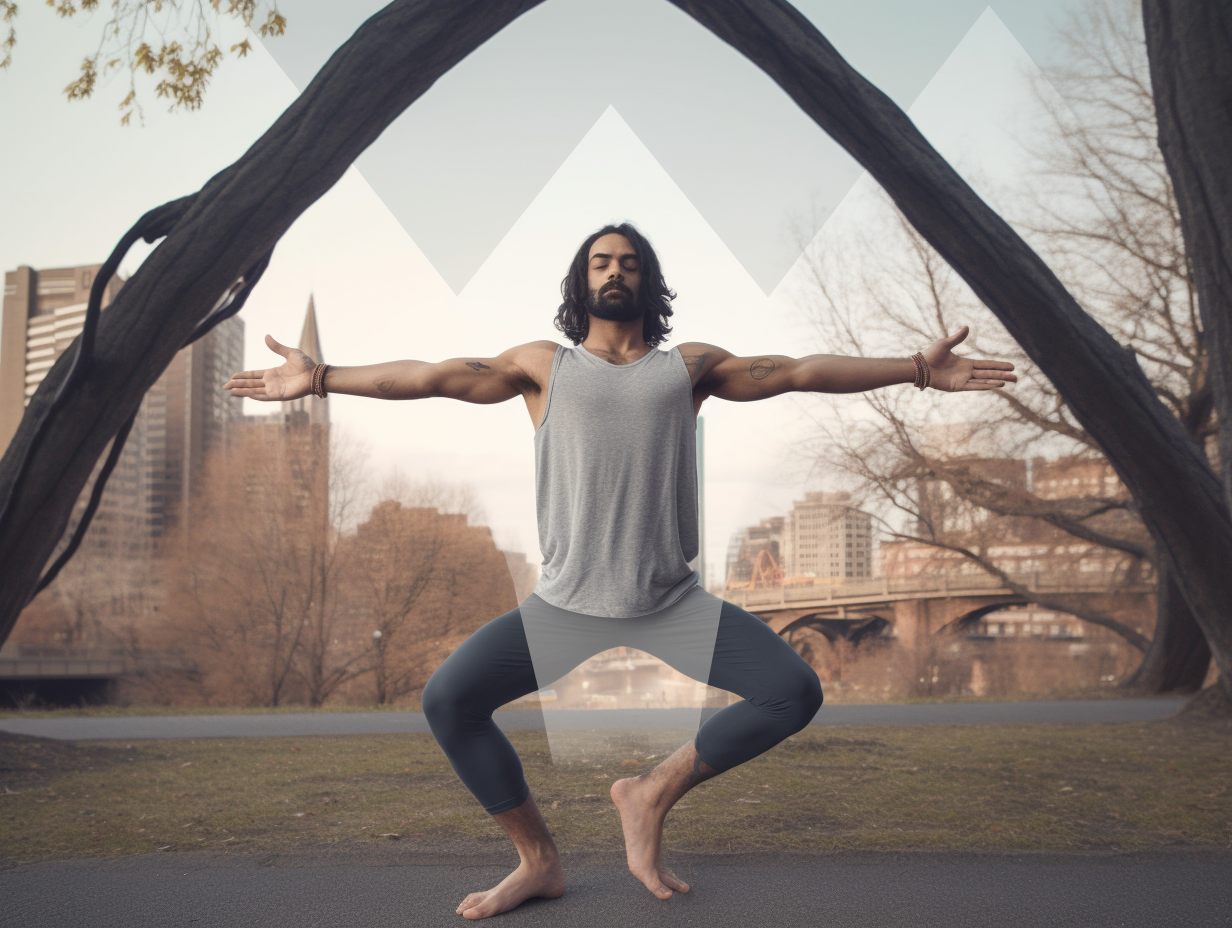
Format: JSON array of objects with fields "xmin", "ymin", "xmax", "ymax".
[
  {"xmin": 880, "ymin": 452, "xmax": 1141, "ymax": 640},
  {"xmin": 145, "ymin": 311, "xmax": 245, "ymax": 543},
  {"xmin": 781, "ymin": 490, "xmax": 873, "ymax": 582},
  {"xmin": 725, "ymin": 516, "xmax": 785, "ymax": 588},
  {"xmin": 1, "ymin": 263, "xmax": 244, "ymax": 561},
  {"xmin": 1, "ymin": 263, "xmax": 126, "ymax": 451}
]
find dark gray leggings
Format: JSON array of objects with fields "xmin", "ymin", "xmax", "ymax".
[{"xmin": 421, "ymin": 598, "xmax": 823, "ymax": 814}]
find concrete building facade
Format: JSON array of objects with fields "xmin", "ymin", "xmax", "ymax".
[
  {"xmin": 2, "ymin": 262, "xmax": 247, "ymax": 564},
  {"xmin": 781, "ymin": 490, "xmax": 873, "ymax": 582}
]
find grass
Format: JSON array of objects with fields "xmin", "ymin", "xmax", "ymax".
[
  {"xmin": 0, "ymin": 702, "xmax": 428, "ymax": 719},
  {"xmin": 0, "ymin": 685, "xmax": 1167, "ymax": 719},
  {"xmin": 1, "ymin": 719, "xmax": 1229, "ymax": 866}
]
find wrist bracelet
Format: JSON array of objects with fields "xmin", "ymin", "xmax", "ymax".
[
  {"xmin": 312, "ymin": 363, "xmax": 330, "ymax": 398},
  {"xmin": 911, "ymin": 352, "xmax": 930, "ymax": 391}
]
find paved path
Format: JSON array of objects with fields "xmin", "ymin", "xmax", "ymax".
[
  {"xmin": 2, "ymin": 845, "xmax": 1229, "ymax": 927},
  {"xmin": 0, "ymin": 697, "xmax": 1187, "ymax": 741}
]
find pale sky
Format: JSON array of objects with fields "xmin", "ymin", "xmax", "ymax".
[{"xmin": 0, "ymin": 1, "xmax": 1085, "ymax": 586}]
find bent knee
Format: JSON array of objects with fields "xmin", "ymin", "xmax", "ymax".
[
  {"xmin": 420, "ymin": 670, "xmax": 461, "ymax": 722},
  {"xmin": 788, "ymin": 667, "xmax": 824, "ymax": 724}
]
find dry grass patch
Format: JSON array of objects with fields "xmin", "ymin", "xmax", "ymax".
[{"xmin": 1, "ymin": 719, "xmax": 1229, "ymax": 865}]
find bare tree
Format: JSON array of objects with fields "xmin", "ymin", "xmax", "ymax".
[
  {"xmin": 1140, "ymin": 2, "xmax": 1232, "ymax": 714},
  {"xmin": 352, "ymin": 473, "xmax": 508, "ymax": 705},
  {"xmin": 158, "ymin": 417, "xmax": 331, "ymax": 706},
  {"xmin": 1014, "ymin": 0, "xmax": 1213, "ymax": 692},
  {"xmin": 790, "ymin": 0, "xmax": 1215, "ymax": 691},
  {"xmin": 288, "ymin": 426, "xmax": 373, "ymax": 707}
]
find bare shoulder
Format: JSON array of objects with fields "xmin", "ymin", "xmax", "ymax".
[
  {"xmin": 504, "ymin": 339, "xmax": 562, "ymax": 393},
  {"xmin": 675, "ymin": 341, "xmax": 733, "ymax": 389}
]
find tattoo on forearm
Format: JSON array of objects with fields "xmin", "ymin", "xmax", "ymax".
[
  {"xmin": 375, "ymin": 378, "xmax": 395, "ymax": 394},
  {"xmin": 749, "ymin": 358, "xmax": 775, "ymax": 380},
  {"xmin": 465, "ymin": 361, "xmax": 491, "ymax": 372}
]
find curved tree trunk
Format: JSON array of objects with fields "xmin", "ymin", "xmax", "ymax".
[
  {"xmin": 1140, "ymin": 1, "xmax": 1232, "ymax": 709},
  {"xmin": 1125, "ymin": 560, "xmax": 1211, "ymax": 693}
]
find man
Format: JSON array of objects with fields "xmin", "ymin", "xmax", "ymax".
[{"xmin": 224, "ymin": 222, "xmax": 1016, "ymax": 919}]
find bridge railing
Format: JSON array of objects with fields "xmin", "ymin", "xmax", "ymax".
[{"xmin": 722, "ymin": 570, "xmax": 1152, "ymax": 610}]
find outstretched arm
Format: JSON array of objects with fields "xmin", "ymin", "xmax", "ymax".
[
  {"xmin": 687, "ymin": 326, "xmax": 1016, "ymax": 401},
  {"xmin": 224, "ymin": 334, "xmax": 537, "ymax": 404}
]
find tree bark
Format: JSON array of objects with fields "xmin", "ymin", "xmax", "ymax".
[
  {"xmin": 1140, "ymin": 1, "xmax": 1232, "ymax": 706},
  {"xmin": 1141, "ymin": 2, "xmax": 1232, "ymax": 511},
  {"xmin": 0, "ymin": 0, "xmax": 548, "ymax": 642},
  {"xmin": 663, "ymin": 0, "xmax": 1232, "ymax": 711},
  {"xmin": 1125, "ymin": 560, "xmax": 1211, "ymax": 693}
]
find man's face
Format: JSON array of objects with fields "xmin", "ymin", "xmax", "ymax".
[{"xmin": 585, "ymin": 233, "xmax": 643, "ymax": 323}]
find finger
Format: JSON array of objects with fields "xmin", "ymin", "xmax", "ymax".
[
  {"xmin": 972, "ymin": 369, "xmax": 1017, "ymax": 381},
  {"xmin": 265, "ymin": 333, "xmax": 291, "ymax": 358},
  {"xmin": 224, "ymin": 378, "xmax": 266, "ymax": 388},
  {"xmin": 973, "ymin": 359, "xmax": 1015, "ymax": 370},
  {"xmin": 963, "ymin": 380, "xmax": 1006, "ymax": 389},
  {"xmin": 946, "ymin": 324, "xmax": 970, "ymax": 345},
  {"xmin": 226, "ymin": 388, "xmax": 275, "ymax": 399},
  {"xmin": 227, "ymin": 370, "xmax": 265, "ymax": 381}
]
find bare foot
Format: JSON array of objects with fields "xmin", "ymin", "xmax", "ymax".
[
  {"xmin": 610, "ymin": 776, "xmax": 691, "ymax": 899},
  {"xmin": 455, "ymin": 858, "xmax": 565, "ymax": 920}
]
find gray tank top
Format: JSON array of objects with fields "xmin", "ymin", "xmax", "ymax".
[{"xmin": 530, "ymin": 342, "xmax": 700, "ymax": 617}]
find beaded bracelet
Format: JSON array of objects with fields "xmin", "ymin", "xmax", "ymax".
[
  {"xmin": 910, "ymin": 352, "xmax": 930, "ymax": 391},
  {"xmin": 311, "ymin": 362, "xmax": 331, "ymax": 398}
]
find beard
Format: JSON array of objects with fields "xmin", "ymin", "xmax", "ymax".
[{"xmin": 585, "ymin": 284, "xmax": 642, "ymax": 323}]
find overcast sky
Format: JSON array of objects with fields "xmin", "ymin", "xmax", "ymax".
[{"xmin": 0, "ymin": 0, "xmax": 1090, "ymax": 586}]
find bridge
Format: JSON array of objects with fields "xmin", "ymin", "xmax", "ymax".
[
  {"xmin": 722, "ymin": 571, "xmax": 1155, "ymax": 650},
  {"xmin": 0, "ymin": 646, "xmax": 127, "ymax": 707}
]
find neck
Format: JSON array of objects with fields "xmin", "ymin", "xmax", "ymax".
[{"xmin": 582, "ymin": 316, "xmax": 648, "ymax": 359}]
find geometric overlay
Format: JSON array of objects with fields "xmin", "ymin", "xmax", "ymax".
[
  {"xmin": 255, "ymin": 0, "xmax": 1084, "ymax": 295},
  {"xmin": 520, "ymin": 585, "xmax": 723, "ymax": 764}
]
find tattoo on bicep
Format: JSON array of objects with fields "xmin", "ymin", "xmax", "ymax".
[
  {"xmin": 375, "ymin": 378, "xmax": 395, "ymax": 394},
  {"xmin": 465, "ymin": 361, "xmax": 491, "ymax": 372},
  {"xmin": 682, "ymin": 352, "xmax": 709, "ymax": 372},
  {"xmin": 749, "ymin": 358, "xmax": 775, "ymax": 380}
]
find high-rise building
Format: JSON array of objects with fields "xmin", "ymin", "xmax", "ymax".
[
  {"xmin": 1, "ymin": 264, "xmax": 126, "ymax": 453},
  {"xmin": 1, "ymin": 262, "xmax": 245, "ymax": 564},
  {"xmin": 145, "ymin": 313, "xmax": 245, "ymax": 543},
  {"xmin": 781, "ymin": 490, "xmax": 873, "ymax": 581}
]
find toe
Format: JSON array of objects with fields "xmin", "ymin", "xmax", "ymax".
[
  {"xmin": 661, "ymin": 868, "xmax": 690, "ymax": 893},
  {"xmin": 646, "ymin": 879, "xmax": 673, "ymax": 900}
]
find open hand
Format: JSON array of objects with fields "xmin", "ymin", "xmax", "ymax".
[
  {"xmin": 921, "ymin": 326, "xmax": 1017, "ymax": 392},
  {"xmin": 222, "ymin": 334, "xmax": 316, "ymax": 401}
]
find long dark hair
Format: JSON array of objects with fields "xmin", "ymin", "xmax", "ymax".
[{"xmin": 554, "ymin": 222, "xmax": 677, "ymax": 348}]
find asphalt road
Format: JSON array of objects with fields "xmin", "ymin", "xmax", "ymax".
[
  {"xmin": 2, "ymin": 844, "xmax": 1229, "ymax": 928},
  {"xmin": 0, "ymin": 697, "xmax": 1187, "ymax": 741}
]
